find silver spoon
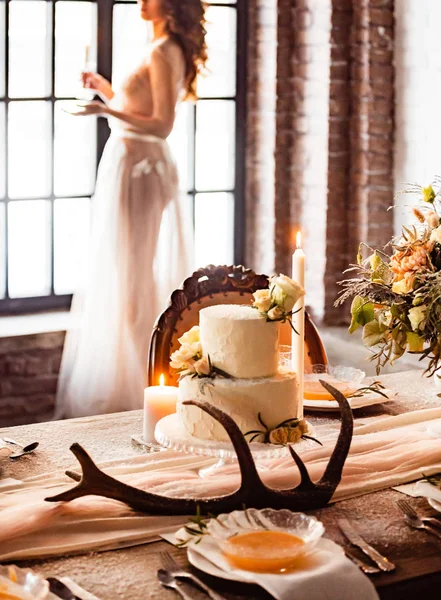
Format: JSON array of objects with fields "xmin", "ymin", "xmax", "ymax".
[{"xmin": 9, "ymin": 441, "xmax": 39, "ymax": 459}]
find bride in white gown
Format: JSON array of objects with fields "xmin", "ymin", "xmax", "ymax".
[{"xmin": 55, "ymin": 0, "xmax": 207, "ymax": 418}]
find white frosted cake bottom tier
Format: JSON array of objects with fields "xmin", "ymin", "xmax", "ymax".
[{"xmin": 177, "ymin": 369, "xmax": 299, "ymax": 442}]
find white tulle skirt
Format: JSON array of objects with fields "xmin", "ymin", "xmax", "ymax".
[{"xmin": 55, "ymin": 130, "xmax": 193, "ymax": 418}]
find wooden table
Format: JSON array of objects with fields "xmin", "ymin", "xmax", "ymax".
[{"xmin": 1, "ymin": 371, "xmax": 441, "ymax": 599}]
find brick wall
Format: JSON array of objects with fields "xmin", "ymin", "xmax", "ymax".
[
  {"xmin": 245, "ymin": 0, "xmax": 278, "ymax": 276},
  {"xmin": 245, "ymin": 0, "xmax": 395, "ymax": 324},
  {"xmin": 0, "ymin": 332, "xmax": 64, "ymax": 427}
]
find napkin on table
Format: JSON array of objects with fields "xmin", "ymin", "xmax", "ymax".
[{"xmin": 395, "ymin": 479, "xmax": 441, "ymax": 503}]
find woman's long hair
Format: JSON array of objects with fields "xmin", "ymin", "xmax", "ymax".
[{"xmin": 163, "ymin": 0, "xmax": 208, "ymax": 100}]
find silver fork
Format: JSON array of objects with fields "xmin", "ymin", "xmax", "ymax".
[
  {"xmin": 160, "ymin": 550, "xmax": 228, "ymax": 600},
  {"xmin": 397, "ymin": 500, "xmax": 441, "ymax": 540},
  {"xmin": 397, "ymin": 498, "xmax": 441, "ymax": 530}
]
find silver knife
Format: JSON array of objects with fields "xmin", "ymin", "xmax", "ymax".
[
  {"xmin": 344, "ymin": 548, "xmax": 381, "ymax": 574},
  {"xmin": 338, "ymin": 518, "xmax": 396, "ymax": 572}
]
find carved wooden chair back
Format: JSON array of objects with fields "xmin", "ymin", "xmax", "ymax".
[{"xmin": 148, "ymin": 265, "xmax": 328, "ymax": 386}]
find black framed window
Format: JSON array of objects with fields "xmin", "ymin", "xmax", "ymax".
[{"xmin": 0, "ymin": 0, "xmax": 246, "ymax": 314}]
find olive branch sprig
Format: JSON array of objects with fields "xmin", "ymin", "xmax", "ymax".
[
  {"xmin": 175, "ymin": 505, "xmax": 234, "ymax": 548},
  {"xmin": 422, "ymin": 472, "xmax": 441, "ymax": 489},
  {"xmin": 347, "ymin": 381, "xmax": 389, "ymax": 400}
]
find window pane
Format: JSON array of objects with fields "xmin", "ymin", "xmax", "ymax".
[
  {"xmin": 55, "ymin": 1, "xmax": 97, "ymax": 98},
  {"xmin": 0, "ymin": 203, "xmax": 5, "ymax": 299},
  {"xmin": 54, "ymin": 197, "xmax": 91, "ymax": 294},
  {"xmin": 195, "ymin": 192, "xmax": 234, "ymax": 266},
  {"xmin": 197, "ymin": 7, "xmax": 236, "ymax": 98},
  {"xmin": 8, "ymin": 101, "xmax": 51, "ymax": 199},
  {"xmin": 0, "ymin": 1, "xmax": 5, "ymax": 98},
  {"xmin": 54, "ymin": 101, "xmax": 96, "ymax": 196},
  {"xmin": 8, "ymin": 200, "xmax": 51, "ymax": 298},
  {"xmin": 195, "ymin": 100, "xmax": 235, "ymax": 191},
  {"xmin": 168, "ymin": 102, "xmax": 192, "ymax": 192},
  {"xmin": 0, "ymin": 102, "xmax": 4, "ymax": 199},
  {"xmin": 9, "ymin": 1, "xmax": 51, "ymax": 98},
  {"xmin": 112, "ymin": 4, "xmax": 150, "ymax": 89}
]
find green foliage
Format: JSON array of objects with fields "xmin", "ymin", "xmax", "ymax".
[
  {"xmin": 349, "ymin": 296, "xmax": 375, "ymax": 334},
  {"xmin": 362, "ymin": 320, "xmax": 385, "ymax": 347}
]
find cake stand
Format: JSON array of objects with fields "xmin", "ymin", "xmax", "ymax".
[{"xmin": 154, "ymin": 413, "xmax": 317, "ymax": 477}]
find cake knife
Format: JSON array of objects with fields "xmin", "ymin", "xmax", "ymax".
[{"xmin": 338, "ymin": 518, "xmax": 396, "ymax": 572}]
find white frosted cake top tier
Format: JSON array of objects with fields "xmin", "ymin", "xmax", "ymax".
[{"xmin": 199, "ymin": 304, "xmax": 279, "ymax": 379}]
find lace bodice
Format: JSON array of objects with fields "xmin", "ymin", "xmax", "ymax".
[{"xmin": 109, "ymin": 37, "xmax": 185, "ymax": 134}]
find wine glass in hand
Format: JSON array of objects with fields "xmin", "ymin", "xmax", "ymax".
[{"xmin": 80, "ymin": 72, "xmax": 114, "ymax": 102}]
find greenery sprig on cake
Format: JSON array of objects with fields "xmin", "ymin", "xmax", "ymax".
[
  {"xmin": 337, "ymin": 180, "xmax": 441, "ymax": 376},
  {"xmin": 252, "ymin": 274, "xmax": 305, "ymax": 332}
]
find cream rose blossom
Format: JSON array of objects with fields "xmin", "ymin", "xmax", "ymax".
[
  {"xmin": 194, "ymin": 357, "xmax": 211, "ymax": 376},
  {"xmin": 252, "ymin": 289, "xmax": 272, "ymax": 313},
  {"xmin": 267, "ymin": 306, "xmax": 283, "ymax": 321},
  {"xmin": 178, "ymin": 326, "xmax": 200, "ymax": 346},
  {"xmin": 170, "ymin": 347, "xmax": 195, "ymax": 370},
  {"xmin": 271, "ymin": 274, "xmax": 305, "ymax": 312}
]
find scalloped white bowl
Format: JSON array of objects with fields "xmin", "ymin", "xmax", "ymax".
[{"xmin": 207, "ymin": 508, "xmax": 325, "ymax": 561}]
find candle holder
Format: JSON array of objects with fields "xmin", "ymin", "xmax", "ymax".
[{"xmin": 130, "ymin": 434, "xmax": 165, "ymax": 453}]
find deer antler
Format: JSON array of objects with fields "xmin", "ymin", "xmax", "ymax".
[{"xmin": 45, "ymin": 382, "xmax": 353, "ymax": 514}]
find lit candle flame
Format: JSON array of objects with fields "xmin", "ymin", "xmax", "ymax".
[
  {"xmin": 159, "ymin": 374, "xmax": 165, "ymax": 388},
  {"xmin": 296, "ymin": 231, "xmax": 302, "ymax": 250}
]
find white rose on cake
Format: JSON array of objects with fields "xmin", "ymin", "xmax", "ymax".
[
  {"xmin": 252, "ymin": 289, "xmax": 272, "ymax": 313},
  {"xmin": 170, "ymin": 345, "xmax": 196, "ymax": 371},
  {"xmin": 178, "ymin": 326, "xmax": 200, "ymax": 346},
  {"xmin": 170, "ymin": 329, "xmax": 203, "ymax": 372},
  {"xmin": 267, "ymin": 306, "xmax": 283, "ymax": 321},
  {"xmin": 270, "ymin": 274, "xmax": 305, "ymax": 313},
  {"xmin": 194, "ymin": 356, "xmax": 211, "ymax": 376}
]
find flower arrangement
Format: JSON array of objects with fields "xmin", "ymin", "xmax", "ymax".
[
  {"xmin": 252, "ymin": 274, "xmax": 305, "ymax": 332},
  {"xmin": 169, "ymin": 326, "xmax": 230, "ymax": 379},
  {"xmin": 337, "ymin": 179, "xmax": 441, "ymax": 375},
  {"xmin": 244, "ymin": 414, "xmax": 321, "ymax": 446}
]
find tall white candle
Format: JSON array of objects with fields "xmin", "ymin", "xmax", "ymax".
[
  {"xmin": 143, "ymin": 374, "xmax": 178, "ymax": 442},
  {"xmin": 292, "ymin": 231, "xmax": 305, "ymax": 418}
]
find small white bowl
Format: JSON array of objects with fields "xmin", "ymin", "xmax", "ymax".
[
  {"xmin": 0, "ymin": 565, "xmax": 49, "ymax": 600},
  {"xmin": 207, "ymin": 508, "xmax": 324, "ymax": 564},
  {"xmin": 305, "ymin": 364, "xmax": 366, "ymax": 384}
]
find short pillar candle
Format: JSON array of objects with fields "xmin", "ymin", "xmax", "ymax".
[{"xmin": 143, "ymin": 374, "xmax": 178, "ymax": 442}]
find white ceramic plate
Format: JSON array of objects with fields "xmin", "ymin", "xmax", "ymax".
[
  {"xmin": 428, "ymin": 498, "xmax": 441, "ymax": 513},
  {"xmin": 187, "ymin": 537, "xmax": 344, "ymax": 584},
  {"xmin": 303, "ymin": 390, "xmax": 394, "ymax": 412}
]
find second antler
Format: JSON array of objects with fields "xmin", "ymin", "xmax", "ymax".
[{"xmin": 45, "ymin": 380, "xmax": 353, "ymax": 514}]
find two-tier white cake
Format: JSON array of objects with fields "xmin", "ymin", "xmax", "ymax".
[{"xmin": 176, "ymin": 304, "xmax": 299, "ymax": 442}]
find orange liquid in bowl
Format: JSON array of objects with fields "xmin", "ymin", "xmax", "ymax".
[
  {"xmin": 222, "ymin": 530, "xmax": 306, "ymax": 573},
  {"xmin": 304, "ymin": 380, "xmax": 356, "ymax": 401}
]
